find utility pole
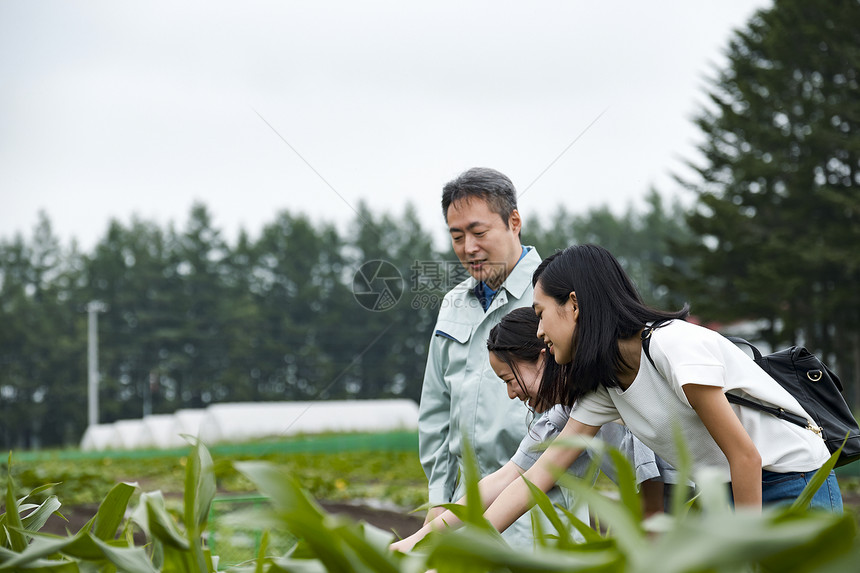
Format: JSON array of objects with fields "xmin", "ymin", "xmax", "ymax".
[
  {"xmin": 86, "ymin": 301, "xmax": 107, "ymax": 428},
  {"xmin": 143, "ymin": 371, "xmax": 156, "ymax": 418}
]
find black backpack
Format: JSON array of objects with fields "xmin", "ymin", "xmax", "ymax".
[{"xmin": 642, "ymin": 322, "xmax": 860, "ymax": 467}]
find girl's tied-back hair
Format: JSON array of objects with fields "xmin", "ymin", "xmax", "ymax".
[
  {"xmin": 487, "ymin": 307, "xmax": 563, "ymax": 414},
  {"xmin": 532, "ymin": 244, "xmax": 689, "ymax": 408}
]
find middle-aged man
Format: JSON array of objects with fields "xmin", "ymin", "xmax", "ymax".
[{"xmin": 418, "ymin": 167, "xmax": 559, "ymax": 547}]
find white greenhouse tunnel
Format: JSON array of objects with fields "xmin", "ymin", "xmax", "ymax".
[{"xmin": 79, "ymin": 399, "xmax": 419, "ymax": 452}]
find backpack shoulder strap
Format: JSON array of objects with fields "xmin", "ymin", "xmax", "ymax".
[
  {"xmin": 641, "ymin": 319, "xmax": 671, "ymax": 370},
  {"xmin": 655, "ymin": 332, "xmax": 812, "ymax": 430},
  {"xmin": 724, "ymin": 335, "xmax": 764, "ymax": 361},
  {"xmin": 724, "ymin": 392, "xmax": 810, "ymax": 428}
]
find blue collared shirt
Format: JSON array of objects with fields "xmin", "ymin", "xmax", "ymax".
[{"xmin": 475, "ymin": 247, "xmax": 529, "ymax": 311}]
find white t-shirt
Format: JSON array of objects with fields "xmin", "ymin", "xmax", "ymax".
[
  {"xmin": 511, "ymin": 405, "xmax": 677, "ymax": 485},
  {"xmin": 570, "ymin": 320, "xmax": 830, "ymax": 481}
]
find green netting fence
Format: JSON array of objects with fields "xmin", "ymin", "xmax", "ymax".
[{"xmin": 206, "ymin": 494, "xmax": 298, "ymax": 566}]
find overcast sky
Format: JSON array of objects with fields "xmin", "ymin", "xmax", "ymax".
[{"xmin": 1, "ymin": 1, "xmax": 773, "ymax": 252}]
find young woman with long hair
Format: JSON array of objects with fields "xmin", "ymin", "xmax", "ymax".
[{"xmin": 528, "ymin": 244, "xmax": 839, "ymax": 512}]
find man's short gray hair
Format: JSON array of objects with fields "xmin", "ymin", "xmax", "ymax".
[{"xmin": 441, "ymin": 167, "xmax": 518, "ymax": 228}]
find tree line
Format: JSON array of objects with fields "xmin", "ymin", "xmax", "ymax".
[
  {"xmin": 1, "ymin": 0, "xmax": 857, "ymax": 449},
  {"xmin": 0, "ymin": 195, "xmax": 691, "ymax": 449}
]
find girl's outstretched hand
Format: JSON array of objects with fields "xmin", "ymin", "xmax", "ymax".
[{"xmin": 390, "ymin": 530, "xmax": 425, "ymax": 553}]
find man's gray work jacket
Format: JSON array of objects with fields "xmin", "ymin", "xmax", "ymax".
[{"xmin": 419, "ymin": 247, "xmax": 541, "ymax": 505}]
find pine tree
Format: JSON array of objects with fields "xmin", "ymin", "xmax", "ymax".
[{"xmin": 670, "ymin": 0, "xmax": 860, "ymax": 400}]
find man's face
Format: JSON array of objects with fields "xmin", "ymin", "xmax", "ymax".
[{"xmin": 446, "ymin": 197, "xmax": 522, "ymax": 289}]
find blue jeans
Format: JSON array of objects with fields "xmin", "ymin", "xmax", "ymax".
[{"xmin": 761, "ymin": 469, "xmax": 843, "ymax": 511}]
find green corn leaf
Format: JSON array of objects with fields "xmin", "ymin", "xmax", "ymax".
[
  {"xmin": 521, "ymin": 476, "xmax": 575, "ymax": 549},
  {"xmin": 693, "ymin": 468, "xmax": 731, "ymax": 514},
  {"xmin": 556, "ymin": 505, "xmax": 604, "ymax": 543},
  {"xmin": 58, "ymin": 515, "xmax": 102, "ymax": 560},
  {"xmin": 428, "ymin": 503, "xmax": 506, "ymax": 547},
  {"xmin": 234, "ymin": 461, "xmax": 323, "ymax": 518},
  {"xmin": 182, "ymin": 437, "xmax": 215, "ymax": 573},
  {"xmin": 23, "ymin": 483, "xmax": 61, "ymax": 499},
  {"xmin": 149, "ymin": 537, "xmax": 165, "ymax": 572},
  {"xmin": 4, "ymin": 460, "xmax": 26, "ymax": 552},
  {"xmin": 61, "ymin": 534, "xmax": 107, "ymax": 560},
  {"xmin": 92, "ymin": 482, "xmax": 137, "ymax": 540},
  {"xmin": 355, "ymin": 521, "xmax": 397, "ymax": 554},
  {"xmin": 435, "ymin": 502, "xmax": 474, "ymax": 524},
  {"xmin": 87, "ymin": 534, "xmax": 160, "ymax": 573},
  {"xmin": 266, "ymin": 556, "xmax": 329, "ymax": 573},
  {"xmin": 459, "ymin": 437, "xmax": 491, "ymax": 530},
  {"xmin": 289, "ymin": 514, "xmax": 359, "ymax": 573},
  {"xmin": 332, "ymin": 521, "xmax": 400, "ymax": 573},
  {"xmin": 235, "ymin": 462, "xmax": 358, "ymax": 573},
  {"xmin": 255, "ymin": 529, "xmax": 270, "ymax": 573},
  {"xmin": 428, "ymin": 525, "xmax": 622, "ymax": 573},
  {"xmin": 530, "ymin": 508, "xmax": 550, "ymax": 549},
  {"xmin": 635, "ymin": 508, "xmax": 855, "ymax": 573},
  {"xmin": 757, "ymin": 511, "xmax": 857, "ymax": 572},
  {"xmin": 144, "ymin": 494, "xmax": 190, "ymax": 550},
  {"xmin": 287, "ymin": 537, "xmax": 324, "ymax": 561},
  {"xmin": 20, "ymin": 495, "xmax": 61, "ymax": 533},
  {"xmin": 0, "ymin": 544, "xmax": 78, "ymax": 572},
  {"xmin": 807, "ymin": 532, "xmax": 860, "ymax": 573},
  {"xmin": 606, "ymin": 449, "xmax": 642, "ymax": 523},
  {"xmin": 128, "ymin": 492, "xmax": 165, "ymax": 570},
  {"xmin": 129, "ymin": 490, "xmax": 158, "ymax": 538},
  {"xmin": 59, "ymin": 513, "xmax": 114, "ymax": 560},
  {"xmin": 554, "ymin": 432, "xmax": 610, "ymax": 488},
  {"xmin": 0, "ymin": 533, "xmax": 73, "ymax": 569},
  {"xmin": 789, "ymin": 438, "xmax": 842, "ymax": 513},
  {"xmin": 183, "ymin": 436, "xmax": 216, "ymax": 533},
  {"xmin": 668, "ymin": 424, "xmax": 693, "ymax": 518},
  {"xmin": 556, "ymin": 472, "xmax": 646, "ymax": 558},
  {"xmin": 159, "ymin": 545, "xmax": 201, "ymax": 573},
  {"xmin": 407, "ymin": 501, "xmax": 432, "ymax": 516}
]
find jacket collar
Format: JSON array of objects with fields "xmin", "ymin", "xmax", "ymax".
[{"xmin": 465, "ymin": 246, "xmax": 540, "ymax": 302}]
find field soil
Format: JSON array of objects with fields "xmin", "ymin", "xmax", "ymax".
[{"xmin": 319, "ymin": 501, "xmax": 423, "ymax": 537}]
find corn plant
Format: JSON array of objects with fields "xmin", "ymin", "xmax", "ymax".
[
  {"xmin": 413, "ymin": 436, "xmax": 860, "ymax": 573},
  {"xmin": 1, "ymin": 454, "xmax": 155, "ymax": 571},
  {"xmin": 233, "ymin": 434, "xmax": 860, "ymax": 572},
  {"xmin": 2, "ymin": 436, "xmax": 860, "ymax": 572},
  {"xmin": 0, "ymin": 438, "xmax": 218, "ymax": 572}
]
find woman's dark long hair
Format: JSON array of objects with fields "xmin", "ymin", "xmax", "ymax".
[
  {"xmin": 487, "ymin": 307, "xmax": 563, "ymax": 413},
  {"xmin": 532, "ymin": 244, "xmax": 689, "ymax": 408}
]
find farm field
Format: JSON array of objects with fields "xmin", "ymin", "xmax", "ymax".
[
  {"xmin": 4, "ymin": 432, "xmax": 428, "ymax": 539},
  {"xmin": 4, "ymin": 431, "xmax": 860, "ymax": 568}
]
